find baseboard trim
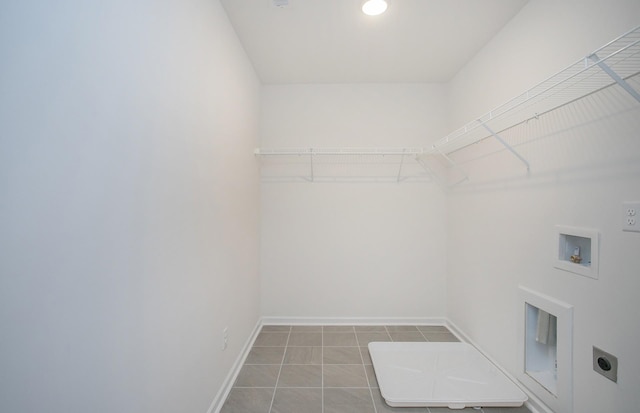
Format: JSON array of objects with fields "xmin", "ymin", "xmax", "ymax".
[
  {"xmin": 445, "ymin": 318, "xmax": 553, "ymax": 413},
  {"xmin": 261, "ymin": 316, "xmax": 446, "ymax": 326},
  {"xmin": 207, "ymin": 319, "xmax": 263, "ymax": 413}
]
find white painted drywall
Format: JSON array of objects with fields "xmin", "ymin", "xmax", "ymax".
[
  {"xmin": 0, "ymin": 1, "xmax": 260, "ymax": 412},
  {"xmin": 447, "ymin": 1, "xmax": 640, "ymax": 412},
  {"xmin": 259, "ymin": 84, "xmax": 449, "ymax": 318}
]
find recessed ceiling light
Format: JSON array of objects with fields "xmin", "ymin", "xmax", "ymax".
[{"xmin": 362, "ymin": 0, "xmax": 387, "ymax": 16}]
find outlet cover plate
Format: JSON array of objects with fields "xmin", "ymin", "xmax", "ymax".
[{"xmin": 623, "ymin": 202, "xmax": 640, "ymax": 232}]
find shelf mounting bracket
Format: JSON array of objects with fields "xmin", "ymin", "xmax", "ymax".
[
  {"xmin": 419, "ymin": 149, "xmax": 469, "ymax": 188},
  {"xmin": 396, "ymin": 149, "xmax": 406, "ymax": 183},
  {"xmin": 438, "ymin": 149, "xmax": 469, "ymax": 187},
  {"xmin": 415, "ymin": 156, "xmax": 449, "ymax": 188},
  {"xmin": 589, "ymin": 53, "xmax": 640, "ymax": 103},
  {"xmin": 309, "ymin": 149, "xmax": 315, "ymax": 182},
  {"xmin": 481, "ymin": 123, "xmax": 530, "ymax": 173}
]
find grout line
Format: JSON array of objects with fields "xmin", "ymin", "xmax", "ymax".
[
  {"xmin": 318, "ymin": 345, "xmax": 361, "ymax": 348},
  {"xmin": 321, "ymin": 326, "xmax": 324, "ymax": 413},
  {"xmin": 418, "ymin": 328, "xmax": 429, "ymax": 342},
  {"xmin": 236, "ymin": 386, "xmax": 317, "ymax": 389},
  {"xmin": 233, "ymin": 386, "xmax": 278, "ymax": 389},
  {"xmin": 234, "ymin": 385, "xmax": 383, "ymax": 389},
  {"xmin": 285, "ymin": 345, "xmax": 354, "ymax": 347},
  {"xmin": 243, "ymin": 364, "xmax": 284, "ymax": 365},
  {"xmin": 323, "ymin": 386, "xmax": 377, "ymax": 389},
  {"xmin": 267, "ymin": 326, "xmax": 291, "ymax": 413},
  {"xmin": 355, "ymin": 328, "xmax": 378, "ymax": 413},
  {"xmin": 270, "ymin": 363, "xmax": 321, "ymax": 366}
]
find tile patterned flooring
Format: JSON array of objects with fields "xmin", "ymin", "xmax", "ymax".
[{"xmin": 221, "ymin": 325, "xmax": 531, "ymax": 413}]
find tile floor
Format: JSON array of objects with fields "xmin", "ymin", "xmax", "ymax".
[{"xmin": 220, "ymin": 325, "xmax": 531, "ymax": 413}]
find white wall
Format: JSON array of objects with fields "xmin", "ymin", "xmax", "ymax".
[
  {"xmin": 260, "ymin": 84, "xmax": 449, "ymax": 318},
  {"xmin": 3, "ymin": 1, "xmax": 639, "ymax": 412},
  {"xmin": 447, "ymin": 1, "xmax": 640, "ymax": 412},
  {"xmin": 0, "ymin": 1, "xmax": 260, "ymax": 412}
]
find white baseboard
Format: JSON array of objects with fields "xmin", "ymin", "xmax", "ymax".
[
  {"xmin": 261, "ymin": 316, "xmax": 446, "ymax": 326},
  {"xmin": 207, "ymin": 319, "xmax": 263, "ymax": 413},
  {"xmin": 445, "ymin": 318, "xmax": 554, "ymax": 413}
]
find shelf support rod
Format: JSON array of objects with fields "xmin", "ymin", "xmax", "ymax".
[
  {"xmin": 434, "ymin": 149, "xmax": 469, "ymax": 187},
  {"xmin": 309, "ymin": 149, "xmax": 314, "ymax": 182},
  {"xmin": 415, "ymin": 156, "xmax": 446, "ymax": 188},
  {"xmin": 481, "ymin": 123, "xmax": 530, "ymax": 173},
  {"xmin": 396, "ymin": 149, "xmax": 406, "ymax": 183},
  {"xmin": 589, "ymin": 53, "xmax": 640, "ymax": 103}
]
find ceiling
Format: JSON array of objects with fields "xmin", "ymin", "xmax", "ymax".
[{"xmin": 220, "ymin": 0, "xmax": 529, "ymax": 84}]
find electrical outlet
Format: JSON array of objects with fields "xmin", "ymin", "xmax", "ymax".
[
  {"xmin": 622, "ymin": 202, "xmax": 640, "ymax": 232},
  {"xmin": 222, "ymin": 327, "xmax": 229, "ymax": 351}
]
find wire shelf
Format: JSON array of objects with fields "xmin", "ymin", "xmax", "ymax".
[
  {"xmin": 255, "ymin": 147, "xmax": 430, "ymax": 182},
  {"xmin": 255, "ymin": 26, "xmax": 640, "ymax": 185},
  {"xmin": 429, "ymin": 25, "xmax": 640, "ymax": 155}
]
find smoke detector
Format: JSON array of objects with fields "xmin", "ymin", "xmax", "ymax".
[{"xmin": 272, "ymin": 0, "xmax": 290, "ymax": 8}]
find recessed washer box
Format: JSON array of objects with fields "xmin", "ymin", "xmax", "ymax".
[
  {"xmin": 554, "ymin": 225, "xmax": 599, "ymax": 279},
  {"xmin": 518, "ymin": 286, "xmax": 574, "ymax": 413}
]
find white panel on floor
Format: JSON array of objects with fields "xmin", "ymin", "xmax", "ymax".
[{"xmin": 369, "ymin": 342, "xmax": 527, "ymax": 409}]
